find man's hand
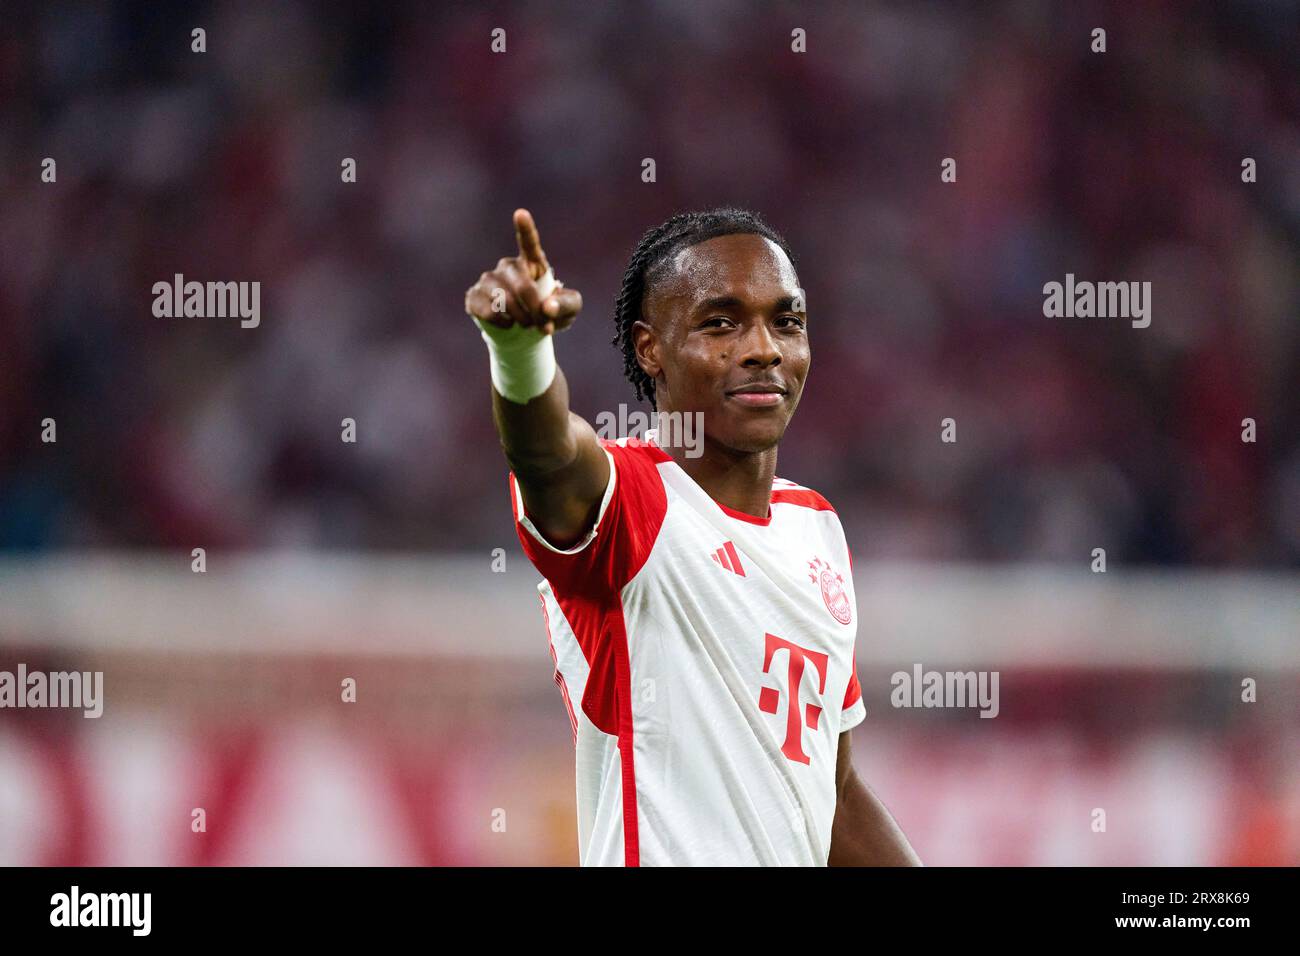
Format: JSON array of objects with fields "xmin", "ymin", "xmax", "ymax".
[
  {"xmin": 468, "ymin": 209, "xmax": 609, "ymax": 550},
  {"xmin": 465, "ymin": 209, "xmax": 583, "ymax": 337}
]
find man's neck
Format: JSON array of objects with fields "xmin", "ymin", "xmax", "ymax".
[{"xmin": 665, "ymin": 433, "xmax": 778, "ymax": 520}]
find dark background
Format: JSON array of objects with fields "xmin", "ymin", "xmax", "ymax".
[{"xmin": 2, "ymin": 1, "xmax": 1296, "ymax": 563}]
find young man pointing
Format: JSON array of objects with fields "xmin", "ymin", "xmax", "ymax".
[{"xmin": 466, "ymin": 208, "xmax": 920, "ymax": 867}]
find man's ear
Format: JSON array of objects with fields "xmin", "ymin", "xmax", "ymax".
[{"xmin": 633, "ymin": 319, "xmax": 660, "ymax": 380}]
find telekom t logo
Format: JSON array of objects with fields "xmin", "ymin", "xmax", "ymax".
[{"xmin": 758, "ymin": 632, "xmax": 829, "ymax": 765}]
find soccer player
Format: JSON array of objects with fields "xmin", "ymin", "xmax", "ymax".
[{"xmin": 466, "ymin": 208, "xmax": 921, "ymax": 866}]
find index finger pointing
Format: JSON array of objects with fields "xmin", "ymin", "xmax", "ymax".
[{"xmin": 513, "ymin": 208, "xmax": 550, "ymax": 277}]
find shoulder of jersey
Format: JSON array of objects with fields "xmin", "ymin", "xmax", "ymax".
[
  {"xmin": 601, "ymin": 435, "xmax": 672, "ymax": 462},
  {"xmin": 599, "ymin": 438, "xmax": 837, "ymax": 514},
  {"xmin": 770, "ymin": 476, "xmax": 836, "ymax": 514}
]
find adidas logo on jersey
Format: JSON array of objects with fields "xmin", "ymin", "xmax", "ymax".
[{"xmin": 709, "ymin": 541, "xmax": 746, "ymax": 577}]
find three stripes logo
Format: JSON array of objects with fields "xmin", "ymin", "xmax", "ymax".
[{"xmin": 710, "ymin": 540, "xmax": 746, "ymax": 576}]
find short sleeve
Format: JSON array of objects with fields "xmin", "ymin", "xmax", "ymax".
[
  {"xmin": 841, "ymin": 654, "xmax": 865, "ymax": 731},
  {"xmin": 508, "ymin": 440, "xmax": 669, "ymax": 598}
]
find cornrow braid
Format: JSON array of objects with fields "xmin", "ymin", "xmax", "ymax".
[{"xmin": 612, "ymin": 207, "xmax": 795, "ymax": 407}]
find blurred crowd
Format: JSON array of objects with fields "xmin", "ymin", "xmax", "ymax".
[{"xmin": 1, "ymin": 1, "xmax": 1296, "ymax": 564}]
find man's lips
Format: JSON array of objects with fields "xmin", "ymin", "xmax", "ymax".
[{"xmin": 726, "ymin": 383, "xmax": 788, "ymax": 407}]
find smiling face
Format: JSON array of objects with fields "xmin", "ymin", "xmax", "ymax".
[{"xmin": 633, "ymin": 232, "xmax": 809, "ymax": 454}]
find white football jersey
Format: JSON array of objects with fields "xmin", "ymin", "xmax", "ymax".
[{"xmin": 509, "ymin": 432, "xmax": 863, "ymax": 866}]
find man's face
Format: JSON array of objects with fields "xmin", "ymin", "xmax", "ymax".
[{"xmin": 635, "ymin": 233, "xmax": 809, "ymax": 454}]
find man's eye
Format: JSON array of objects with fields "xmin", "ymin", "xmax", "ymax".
[
  {"xmin": 702, "ymin": 316, "xmax": 733, "ymax": 328},
  {"xmin": 778, "ymin": 314, "xmax": 806, "ymax": 328}
]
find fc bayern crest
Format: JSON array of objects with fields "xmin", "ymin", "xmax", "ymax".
[{"xmin": 808, "ymin": 557, "xmax": 852, "ymax": 625}]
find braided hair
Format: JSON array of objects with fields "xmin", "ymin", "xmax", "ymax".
[{"xmin": 613, "ymin": 207, "xmax": 795, "ymax": 407}]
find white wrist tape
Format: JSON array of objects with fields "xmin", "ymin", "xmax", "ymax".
[{"xmin": 472, "ymin": 268, "xmax": 560, "ymax": 404}]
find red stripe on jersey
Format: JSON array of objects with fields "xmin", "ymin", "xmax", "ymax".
[
  {"xmin": 550, "ymin": 588, "xmax": 641, "ymax": 866},
  {"xmin": 511, "ymin": 440, "xmax": 669, "ymax": 867},
  {"xmin": 723, "ymin": 540, "xmax": 746, "ymax": 576},
  {"xmin": 555, "ymin": 672, "xmax": 578, "ymax": 744},
  {"xmin": 844, "ymin": 652, "xmax": 862, "ymax": 709},
  {"xmin": 609, "ymin": 602, "xmax": 640, "ymax": 866},
  {"xmin": 843, "ymin": 546, "xmax": 859, "ymax": 711},
  {"xmin": 715, "ymin": 499, "xmax": 772, "ymax": 525},
  {"xmin": 770, "ymin": 488, "xmax": 836, "ymax": 512},
  {"xmin": 539, "ymin": 595, "xmax": 579, "ymax": 745},
  {"xmin": 712, "ymin": 487, "xmax": 835, "ymax": 524}
]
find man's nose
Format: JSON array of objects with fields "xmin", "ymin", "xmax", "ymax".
[{"xmin": 739, "ymin": 321, "xmax": 781, "ymax": 368}]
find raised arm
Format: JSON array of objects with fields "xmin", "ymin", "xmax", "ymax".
[{"xmin": 464, "ymin": 209, "xmax": 610, "ymax": 549}]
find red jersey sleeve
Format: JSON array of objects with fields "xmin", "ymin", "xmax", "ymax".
[
  {"xmin": 844, "ymin": 654, "xmax": 862, "ymax": 709},
  {"xmin": 841, "ymin": 542, "xmax": 865, "ymax": 729},
  {"xmin": 508, "ymin": 439, "xmax": 669, "ymax": 597}
]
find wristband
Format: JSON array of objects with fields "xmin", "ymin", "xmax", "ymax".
[{"xmin": 472, "ymin": 268, "xmax": 561, "ymax": 404}]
